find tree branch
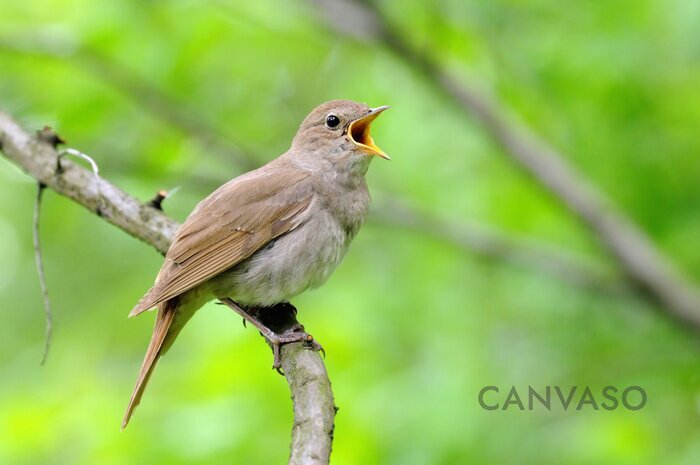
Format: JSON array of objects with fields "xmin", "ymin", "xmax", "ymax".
[
  {"xmin": 0, "ymin": 112, "xmax": 335, "ymax": 465},
  {"xmin": 310, "ymin": 0, "xmax": 700, "ymax": 330},
  {"xmin": 371, "ymin": 198, "xmax": 626, "ymax": 295}
]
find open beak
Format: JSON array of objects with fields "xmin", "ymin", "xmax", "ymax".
[{"xmin": 348, "ymin": 106, "xmax": 390, "ymax": 160}]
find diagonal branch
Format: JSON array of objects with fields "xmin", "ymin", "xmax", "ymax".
[
  {"xmin": 0, "ymin": 112, "xmax": 335, "ymax": 465},
  {"xmin": 371, "ymin": 198, "xmax": 626, "ymax": 295},
  {"xmin": 310, "ymin": 0, "xmax": 700, "ymax": 330}
]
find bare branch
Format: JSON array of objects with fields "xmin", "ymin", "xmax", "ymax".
[
  {"xmin": 311, "ymin": 0, "xmax": 700, "ymax": 330},
  {"xmin": 282, "ymin": 342, "xmax": 336, "ymax": 465},
  {"xmin": 219, "ymin": 298, "xmax": 336, "ymax": 465},
  {"xmin": 0, "ymin": 112, "xmax": 335, "ymax": 464},
  {"xmin": 0, "ymin": 112, "xmax": 178, "ymax": 253},
  {"xmin": 32, "ymin": 183, "xmax": 52, "ymax": 365},
  {"xmin": 371, "ymin": 198, "xmax": 627, "ymax": 295}
]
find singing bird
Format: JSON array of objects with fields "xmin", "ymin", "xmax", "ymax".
[{"xmin": 122, "ymin": 100, "xmax": 389, "ymax": 428}]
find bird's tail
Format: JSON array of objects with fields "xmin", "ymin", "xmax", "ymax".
[{"xmin": 121, "ymin": 300, "xmax": 177, "ymax": 430}]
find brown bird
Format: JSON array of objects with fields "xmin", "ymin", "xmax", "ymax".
[{"xmin": 122, "ymin": 100, "xmax": 389, "ymax": 429}]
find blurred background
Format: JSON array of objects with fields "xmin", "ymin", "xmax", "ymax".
[{"xmin": 1, "ymin": 0, "xmax": 700, "ymax": 464}]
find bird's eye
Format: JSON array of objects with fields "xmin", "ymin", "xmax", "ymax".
[{"xmin": 325, "ymin": 114, "xmax": 340, "ymax": 128}]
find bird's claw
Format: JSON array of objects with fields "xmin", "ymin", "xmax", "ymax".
[{"xmin": 266, "ymin": 332, "xmax": 325, "ymax": 374}]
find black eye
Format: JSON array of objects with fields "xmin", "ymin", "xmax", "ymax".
[{"xmin": 325, "ymin": 114, "xmax": 340, "ymax": 128}]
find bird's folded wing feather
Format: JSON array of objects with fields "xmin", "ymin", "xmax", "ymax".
[{"xmin": 130, "ymin": 166, "xmax": 312, "ymax": 316}]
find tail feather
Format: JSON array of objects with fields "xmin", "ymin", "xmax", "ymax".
[
  {"xmin": 129, "ymin": 287, "xmax": 157, "ymax": 317},
  {"xmin": 121, "ymin": 302, "xmax": 176, "ymax": 430}
]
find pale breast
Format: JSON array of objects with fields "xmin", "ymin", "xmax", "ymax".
[
  {"xmin": 209, "ymin": 168, "xmax": 371, "ymax": 307},
  {"xmin": 210, "ymin": 208, "xmax": 352, "ymax": 306}
]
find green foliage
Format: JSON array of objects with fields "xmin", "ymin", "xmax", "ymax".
[{"xmin": 1, "ymin": 0, "xmax": 699, "ymax": 464}]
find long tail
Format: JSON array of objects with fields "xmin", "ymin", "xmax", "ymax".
[{"xmin": 121, "ymin": 301, "xmax": 177, "ymax": 430}]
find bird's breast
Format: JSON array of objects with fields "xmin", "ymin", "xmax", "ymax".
[{"xmin": 211, "ymin": 204, "xmax": 363, "ymax": 307}]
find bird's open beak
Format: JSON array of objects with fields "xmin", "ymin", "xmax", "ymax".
[{"xmin": 348, "ymin": 106, "xmax": 390, "ymax": 160}]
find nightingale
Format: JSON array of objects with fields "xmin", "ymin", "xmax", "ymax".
[{"xmin": 122, "ymin": 100, "xmax": 389, "ymax": 428}]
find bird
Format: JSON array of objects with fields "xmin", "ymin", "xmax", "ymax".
[{"xmin": 122, "ymin": 100, "xmax": 389, "ymax": 429}]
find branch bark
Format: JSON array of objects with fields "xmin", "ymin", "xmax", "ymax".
[
  {"xmin": 0, "ymin": 112, "xmax": 335, "ymax": 465},
  {"xmin": 311, "ymin": 0, "xmax": 700, "ymax": 330}
]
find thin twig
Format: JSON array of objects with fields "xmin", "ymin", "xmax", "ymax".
[
  {"xmin": 28, "ymin": 144, "xmax": 105, "ymax": 364},
  {"xmin": 32, "ymin": 183, "xmax": 52, "ymax": 365},
  {"xmin": 146, "ymin": 190, "xmax": 168, "ymax": 211}
]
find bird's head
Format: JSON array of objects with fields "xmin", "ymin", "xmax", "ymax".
[{"xmin": 290, "ymin": 100, "xmax": 389, "ymax": 175}]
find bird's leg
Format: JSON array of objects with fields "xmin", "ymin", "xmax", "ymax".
[
  {"xmin": 251, "ymin": 302, "xmax": 325, "ymax": 371},
  {"xmin": 218, "ymin": 298, "xmax": 324, "ymax": 371}
]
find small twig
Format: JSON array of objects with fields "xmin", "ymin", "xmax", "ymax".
[
  {"xmin": 32, "ymin": 183, "xmax": 52, "ymax": 365},
  {"xmin": 36, "ymin": 126, "xmax": 66, "ymax": 147},
  {"xmin": 146, "ymin": 190, "xmax": 168, "ymax": 211},
  {"xmin": 145, "ymin": 186, "xmax": 180, "ymax": 211},
  {"xmin": 32, "ymin": 134, "xmax": 106, "ymax": 364},
  {"xmin": 30, "ymin": 140, "xmax": 104, "ymax": 365}
]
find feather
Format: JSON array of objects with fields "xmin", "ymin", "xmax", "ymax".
[
  {"xmin": 129, "ymin": 164, "xmax": 313, "ymax": 317},
  {"xmin": 122, "ymin": 300, "xmax": 177, "ymax": 429}
]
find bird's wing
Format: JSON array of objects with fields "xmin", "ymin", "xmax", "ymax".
[{"xmin": 130, "ymin": 166, "xmax": 312, "ymax": 316}]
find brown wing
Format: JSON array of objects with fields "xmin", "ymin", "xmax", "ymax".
[{"xmin": 130, "ymin": 165, "xmax": 312, "ymax": 316}]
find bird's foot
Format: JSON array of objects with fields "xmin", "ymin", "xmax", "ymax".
[
  {"xmin": 217, "ymin": 298, "xmax": 325, "ymax": 373},
  {"xmin": 267, "ymin": 331, "xmax": 325, "ymax": 373}
]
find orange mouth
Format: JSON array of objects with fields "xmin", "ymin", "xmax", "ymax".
[{"xmin": 348, "ymin": 106, "xmax": 390, "ymax": 159}]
